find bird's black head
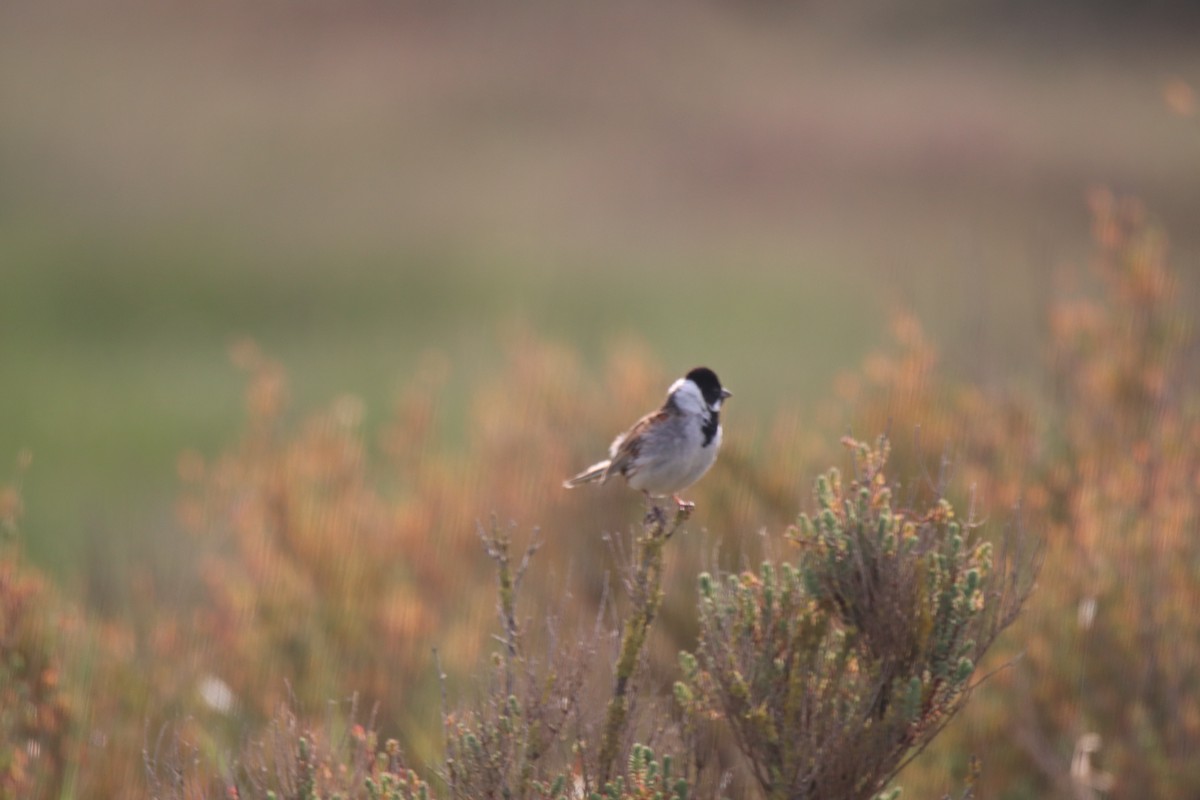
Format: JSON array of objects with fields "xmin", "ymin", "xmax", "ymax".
[{"xmin": 686, "ymin": 367, "xmax": 731, "ymax": 409}]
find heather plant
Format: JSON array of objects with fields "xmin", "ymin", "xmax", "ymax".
[
  {"xmin": 439, "ymin": 521, "xmax": 596, "ymax": 800},
  {"xmin": 792, "ymin": 303, "xmax": 1045, "ymax": 797},
  {"xmin": 812, "ymin": 194, "xmax": 1200, "ymax": 798},
  {"xmin": 143, "ymin": 511, "xmax": 706, "ymax": 800},
  {"xmin": 595, "ymin": 745, "xmax": 690, "ymax": 800},
  {"xmin": 677, "ymin": 436, "xmax": 1036, "ymax": 800},
  {"xmin": 815, "ymin": 311, "xmax": 1039, "ymax": 521},
  {"xmin": 440, "ymin": 512, "xmax": 696, "ymax": 800},
  {"xmin": 173, "ymin": 334, "xmax": 776, "ymax": 772},
  {"xmin": 0, "ymin": 472, "xmax": 73, "ymax": 800},
  {"xmin": 177, "ymin": 342, "xmax": 460, "ymax": 746},
  {"xmin": 1, "ymin": 463, "xmax": 210, "ymax": 800},
  {"xmin": 145, "ymin": 698, "xmax": 432, "ymax": 800},
  {"xmin": 8, "ymin": 195, "xmax": 1200, "ymax": 798},
  {"xmin": 594, "ymin": 505, "xmax": 694, "ymax": 787},
  {"xmin": 142, "ymin": 427, "xmax": 1038, "ymax": 800},
  {"xmin": 1007, "ymin": 191, "xmax": 1200, "ymax": 797}
]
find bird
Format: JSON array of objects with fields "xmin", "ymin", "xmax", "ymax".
[{"xmin": 563, "ymin": 366, "xmax": 731, "ymax": 510}]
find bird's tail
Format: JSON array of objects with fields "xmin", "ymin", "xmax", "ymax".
[{"xmin": 562, "ymin": 460, "xmax": 611, "ymax": 489}]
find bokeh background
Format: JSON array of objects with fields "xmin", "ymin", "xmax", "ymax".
[{"xmin": 2, "ymin": 0, "xmax": 1198, "ymax": 797}]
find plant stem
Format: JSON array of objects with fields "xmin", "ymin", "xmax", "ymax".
[{"xmin": 596, "ymin": 504, "xmax": 689, "ymax": 785}]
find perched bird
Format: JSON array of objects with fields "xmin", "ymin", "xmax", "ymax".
[{"xmin": 563, "ymin": 367, "xmax": 731, "ymax": 509}]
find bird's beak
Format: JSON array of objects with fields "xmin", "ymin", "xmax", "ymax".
[{"xmin": 720, "ymin": 388, "xmax": 732, "ymax": 400}]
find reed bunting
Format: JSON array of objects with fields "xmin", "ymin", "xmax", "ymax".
[{"xmin": 563, "ymin": 367, "xmax": 731, "ymax": 509}]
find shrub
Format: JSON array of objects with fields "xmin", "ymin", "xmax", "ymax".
[
  {"xmin": 12, "ymin": 193, "xmax": 1200, "ymax": 798},
  {"xmin": 152, "ymin": 439, "xmax": 1035, "ymax": 800},
  {"xmin": 678, "ymin": 437, "xmax": 1036, "ymax": 800},
  {"xmin": 440, "ymin": 513, "xmax": 695, "ymax": 800},
  {"xmin": 145, "ymin": 697, "xmax": 432, "ymax": 800},
  {"xmin": 0, "ymin": 469, "xmax": 73, "ymax": 800},
  {"xmin": 1008, "ymin": 191, "xmax": 1200, "ymax": 797}
]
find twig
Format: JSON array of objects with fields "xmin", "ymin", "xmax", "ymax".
[{"xmin": 596, "ymin": 504, "xmax": 691, "ymax": 784}]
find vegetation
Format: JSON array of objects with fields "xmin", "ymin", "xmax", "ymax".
[
  {"xmin": 678, "ymin": 436, "xmax": 1034, "ymax": 799},
  {"xmin": 148, "ymin": 435, "xmax": 1038, "ymax": 800},
  {"xmin": 2, "ymin": 197, "xmax": 1199, "ymax": 798}
]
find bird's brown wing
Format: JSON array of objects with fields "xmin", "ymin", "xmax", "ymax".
[{"xmin": 604, "ymin": 408, "xmax": 670, "ymax": 482}]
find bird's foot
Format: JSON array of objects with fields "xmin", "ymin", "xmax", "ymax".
[
  {"xmin": 668, "ymin": 496, "xmax": 695, "ymax": 530},
  {"xmin": 672, "ymin": 495, "xmax": 696, "ymax": 513}
]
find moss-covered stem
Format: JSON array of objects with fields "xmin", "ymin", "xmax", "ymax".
[{"xmin": 596, "ymin": 504, "xmax": 689, "ymax": 785}]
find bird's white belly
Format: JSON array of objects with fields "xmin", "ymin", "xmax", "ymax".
[{"xmin": 628, "ymin": 427, "xmax": 721, "ymax": 496}]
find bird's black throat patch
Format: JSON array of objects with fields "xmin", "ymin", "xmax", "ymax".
[{"xmin": 701, "ymin": 411, "xmax": 719, "ymax": 447}]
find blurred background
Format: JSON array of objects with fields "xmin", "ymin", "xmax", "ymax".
[
  {"xmin": 1, "ymin": 0, "xmax": 1198, "ymax": 796},
  {"xmin": 3, "ymin": 0, "xmax": 1196, "ymax": 579}
]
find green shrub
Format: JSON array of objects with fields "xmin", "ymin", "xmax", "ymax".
[{"xmin": 678, "ymin": 437, "xmax": 1035, "ymax": 800}]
